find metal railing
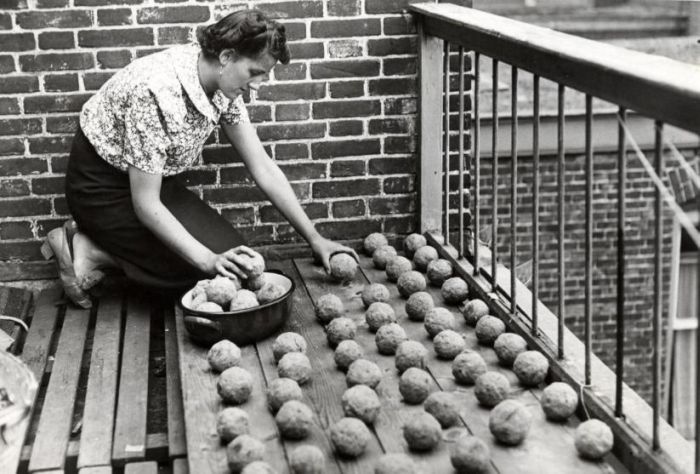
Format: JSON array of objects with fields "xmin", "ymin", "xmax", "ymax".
[{"xmin": 411, "ymin": 2, "xmax": 700, "ymax": 473}]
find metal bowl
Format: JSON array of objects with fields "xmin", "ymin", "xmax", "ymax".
[{"xmin": 179, "ymin": 270, "xmax": 295, "ymax": 347}]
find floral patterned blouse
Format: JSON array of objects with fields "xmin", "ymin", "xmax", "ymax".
[{"xmin": 80, "ymin": 43, "xmax": 249, "ymax": 176}]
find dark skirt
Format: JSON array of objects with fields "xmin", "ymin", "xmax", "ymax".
[{"xmin": 65, "ymin": 126, "xmax": 246, "ymax": 291}]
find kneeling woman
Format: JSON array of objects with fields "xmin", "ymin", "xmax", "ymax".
[{"xmin": 43, "ymin": 9, "xmax": 356, "ymax": 308}]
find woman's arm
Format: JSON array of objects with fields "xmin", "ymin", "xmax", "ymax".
[{"xmin": 221, "ymin": 122, "xmax": 358, "ymax": 271}]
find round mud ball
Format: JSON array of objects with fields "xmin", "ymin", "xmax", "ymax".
[
  {"xmin": 427, "ymin": 259, "xmax": 453, "ymax": 287},
  {"xmin": 461, "ymin": 299, "xmax": 490, "ymax": 326},
  {"xmin": 330, "ymin": 253, "xmax": 358, "ymax": 282},
  {"xmin": 241, "ymin": 461, "xmax": 276, "ymax": 474},
  {"xmin": 424, "ymin": 391, "xmax": 460, "ymax": 428},
  {"xmin": 405, "ymin": 291, "xmax": 434, "ymax": 321},
  {"xmin": 315, "ymin": 293, "xmax": 343, "ymax": 325},
  {"xmin": 227, "ymin": 434, "xmax": 265, "ymax": 474},
  {"xmin": 237, "ymin": 251, "xmax": 266, "ymax": 279},
  {"xmin": 346, "ymin": 359, "xmax": 382, "ymax": 389},
  {"xmin": 191, "ymin": 279, "xmax": 210, "ymax": 307},
  {"xmin": 513, "ymin": 351, "xmax": 549, "ymax": 387},
  {"xmin": 364, "ymin": 232, "xmax": 389, "ymax": 256},
  {"xmin": 424, "ymin": 307, "xmax": 457, "ymax": 339},
  {"xmin": 474, "ymin": 371, "xmax": 510, "ymax": 408},
  {"xmin": 489, "ymin": 400, "xmax": 532, "ymax": 446},
  {"xmin": 361, "ymin": 283, "xmax": 391, "ymax": 309},
  {"xmin": 216, "ymin": 407, "xmax": 250, "ymax": 443},
  {"xmin": 272, "ymin": 332, "xmax": 307, "ymax": 362},
  {"xmin": 257, "ymin": 282, "xmax": 286, "ymax": 304},
  {"xmin": 289, "ymin": 444, "xmax": 325, "ymax": 474},
  {"xmin": 372, "ymin": 245, "xmax": 398, "ymax": 270},
  {"xmin": 386, "ymin": 256, "xmax": 414, "ymax": 282},
  {"xmin": 218, "ymin": 366, "xmax": 253, "ymax": 405},
  {"xmin": 230, "ymin": 289, "xmax": 259, "ymax": 311},
  {"xmin": 395, "ymin": 340, "xmax": 428, "ymax": 374},
  {"xmin": 493, "ymin": 333, "xmax": 528, "ymax": 367},
  {"xmin": 342, "ymin": 384, "xmax": 381, "ymax": 425},
  {"xmin": 413, "ymin": 245, "xmax": 439, "ymax": 272},
  {"xmin": 275, "ymin": 400, "xmax": 314, "ymax": 440},
  {"xmin": 475, "ymin": 316, "xmax": 506, "ymax": 346},
  {"xmin": 278, "ymin": 352, "xmax": 312, "ymax": 385},
  {"xmin": 441, "ymin": 277, "xmax": 469, "ymax": 305},
  {"xmin": 397, "ymin": 271, "xmax": 427, "ymax": 298},
  {"xmin": 334, "ymin": 340, "xmax": 364, "ymax": 372},
  {"xmin": 541, "ymin": 382, "xmax": 579, "ymax": 422},
  {"xmin": 450, "ymin": 435, "xmax": 491, "ymax": 474},
  {"xmin": 206, "ymin": 275, "xmax": 239, "ymax": 306},
  {"xmin": 365, "ymin": 302, "xmax": 397, "ymax": 332},
  {"xmin": 403, "ymin": 233, "xmax": 427, "ymax": 259},
  {"xmin": 208, "ymin": 339, "xmax": 242, "ymax": 372},
  {"xmin": 375, "ymin": 323, "xmax": 408, "ymax": 355},
  {"xmin": 266, "ymin": 377, "xmax": 303, "ymax": 414},
  {"xmin": 330, "ymin": 417, "xmax": 371, "ymax": 458},
  {"xmin": 196, "ymin": 301, "xmax": 224, "ymax": 313},
  {"xmin": 433, "ymin": 330, "xmax": 467, "ymax": 360},
  {"xmin": 374, "ymin": 453, "xmax": 420, "ymax": 474},
  {"xmin": 399, "ymin": 367, "xmax": 433, "ymax": 404},
  {"xmin": 574, "ymin": 419, "xmax": 614, "ymax": 460},
  {"xmin": 452, "ymin": 350, "xmax": 488, "ymax": 385},
  {"xmin": 326, "ymin": 317, "xmax": 357, "ymax": 348},
  {"xmin": 403, "ymin": 412, "xmax": 442, "ymax": 451},
  {"xmin": 247, "ymin": 273, "xmax": 267, "ymax": 292},
  {"xmin": 444, "ymin": 244, "xmax": 459, "ymax": 259}
]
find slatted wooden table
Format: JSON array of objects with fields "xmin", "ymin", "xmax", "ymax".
[{"xmin": 7, "ymin": 255, "xmax": 626, "ymax": 474}]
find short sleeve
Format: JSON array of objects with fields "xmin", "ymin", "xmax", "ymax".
[
  {"xmin": 122, "ymin": 86, "xmax": 171, "ymax": 174},
  {"xmin": 220, "ymin": 95, "xmax": 250, "ymax": 125}
]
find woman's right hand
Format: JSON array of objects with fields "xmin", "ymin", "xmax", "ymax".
[{"xmin": 206, "ymin": 246, "xmax": 259, "ymax": 280}]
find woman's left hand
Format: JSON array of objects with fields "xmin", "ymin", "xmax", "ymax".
[{"xmin": 310, "ymin": 237, "xmax": 360, "ymax": 274}]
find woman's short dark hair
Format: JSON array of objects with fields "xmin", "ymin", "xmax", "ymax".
[{"xmin": 197, "ymin": 9, "xmax": 290, "ymax": 65}]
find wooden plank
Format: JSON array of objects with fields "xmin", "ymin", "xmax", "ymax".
[
  {"xmin": 294, "ymin": 258, "xmax": 454, "ymax": 473},
  {"xmin": 2, "ymin": 288, "xmax": 62, "ymax": 473},
  {"xmin": 112, "ymin": 291, "xmax": 151, "ymax": 465},
  {"xmin": 163, "ymin": 305, "xmax": 187, "ymax": 458},
  {"xmin": 79, "ymin": 467, "xmax": 112, "ymax": 474},
  {"xmin": 124, "ymin": 461, "xmax": 158, "ymax": 474},
  {"xmin": 172, "ymin": 458, "xmax": 188, "ymax": 474},
  {"xmin": 78, "ymin": 292, "xmax": 124, "ymax": 469},
  {"xmin": 28, "ymin": 304, "xmax": 92, "ymax": 472}
]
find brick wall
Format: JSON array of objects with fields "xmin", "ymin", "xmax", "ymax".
[{"xmin": 0, "ymin": 0, "xmax": 443, "ymax": 272}]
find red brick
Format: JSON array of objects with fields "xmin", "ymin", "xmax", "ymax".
[
  {"xmin": 384, "ymin": 215, "xmax": 416, "ymax": 234},
  {"xmin": 221, "ymin": 207, "xmax": 256, "ymax": 227},
  {"xmin": 0, "ymin": 180, "xmax": 30, "ymax": 197},
  {"xmin": 38, "ymin": 31, "xmax": 75, "ymax": 50},
  {"xmin": 0, "ymin": 198, "xmax": 51, "ymax": 217},
  {"xmin": 274, "ymin": 63, "xmax": 306, "ymax": 81},
  {"xmin": 384, "ymin": 97, "xmax": 417, "ymax": 115},
  {"xmin": 311, "ymin": 18, "xmax": 380, "ymax": 38},
  {"xmin": 275, "ymin": 143, "xmax": 308, "ymax": 161},
  {"xmin": 315, "ymin": 219, "xmax": 381, "ymax": 240},
  {"xmin": 0, "ymin": 98, "xmax": 20, "ymax": 115},
  {"xmin": 0, "ymin": 221, "xmax": 33, "ymax": 240},
  {"xmin": 368, "ymin": 37, "xmax": 416, "ymax": 56},
  {"xmin": 329, "ymin": 81, "xmax": 364, "ymax": 98},
  {"xmin": 313, "ymin": 100, "xmax": 380, "ymax": 119},
  {"xmin": 0, "ymin": 241, "xmax": 44, "ymax": 260},
  {"xmin": 97, "ymin": 50, "xmax": 132, "ymax": 69},
  {"xmin": 256, "ymin": 1, "xmax": 323, "ymax": 19},
  {"xmin": 76, "ymin": 0, "xmax": 140, "ymax": 5},
  {"xmin": 137, "ymin": 6, "xmax": 209, "ymax": 24},
  {"xmin": 46, "ymin": 115, "xmax": 79, "ymax": 134},
  {"xmin": 369, "ymin": 196, "xmax": 415, "ymax": 215},
  {"xmin": 50, "ymin": 155, "xmax": 68, "ymax": 173},
  {"xmin": 83, "ymin": 71, "xmax": 114, "ymax": 90},
  {"xmin": 32, "ymin": 176, "xmax": 64, "ymax": 195},
  {"xmin": 329, "ymin": 120, "xmax": 363, "ymax": 137},
  {"xmin": 288, "ymin": 42, "xmax": 324, "ymax": 59},
  {"xmin": 37, "ymin": 0, "xmax": 69, "ymax": 7},
  {"xmin": 283, "ymin": 23, "xmax": 306, "ymax": 41},
  {"xmin": 178, "ymin": 169, "xmax": 217, "ymax": 186},
  {"xmin": 383, "ymin": 176, "xmax": 414, "ymax": 194},
  {"xmin": 28, "ymin": 136, "xmax": 72, "ymax": 154},
  {"xmin": 314, "ymin": 178, "xmax": 379, "ymax": 198},
  {"xmin": 202, "ymin": 146, "xmax": 237, "ymax": 165},
  {"xmin": 0, "ymin": 76, "xmax": 39, "ymax": 94},
  {"xmin": 369, "ymin": 118, "xmax": 410, "ymax": 135},
  {"xmin": 0, "ymin": 56, "xmax": 15, "ymax": 74},
  {"xmin": 0, "ymin": 138, "xmax": 25, "ymax": 156},
  {"xmin": 97, "ymin": 8, "xmax": 133, "ymax": 26},
  {"xmin": 383, "ymin": 16, "xmax": 416, "ymax": 35},
  {"xmin": 328, "ymin": 0, "xmax": 360, "ymax": 16},
  {"xmin": 257, "ymin": 123, "xmax": 325, "ymax": 141},
  {"xmin": 333, "ymin": 199, "xmax": 365, "ymax": 218},
  {"xmin": 257, "ymin": 82, "xmax": 326, "ymax": 101},
  {"xmin": 261, "ymin": 201, "xmax": 327, "ymax": 223},
  {"xmin": 365, "ymin": 0, "xmax": 413, "ymax": 14},
  {"xmin": 275, "ymin": 103, "xmax": 310, "ymax": 122},
  {"xmin": 279, "ymin": 162, "xmax": 327, "ymax": 181},
  {"xmin": 24, "ymin": 94, "xmax": 92, "ymax": 113},
  {"xmin": 312, "ymin": 139, "xmax": 380, "ymax": 159},
  {"xmin": 329, "ymin": 40, "xmax": 362, "ymax": 59},
  {"xmin": 369, "ymin": 156, "xmax": 413, "ymax": 174},
  {"xmin": 20, "ymin": 53, "xmax": 94, "ymax": 72},
  {"xmin": 330, "ymin": 160, "xmax": 365, "ymax": 177},
  {"xmin": 0, "ymin": 118, "xmax": 42, "ymax": 136},
  {"xmin": 158, "ymin": 26, "xmax": 192, "ymax": 45},
  {"xmin": 44, "ymin": 73, "xmax": 79, "ymax": 92},
  {"xmin": 204, "ymin": 186, "xmax": 266, "ymax": 204},
  {"xmin": 3, "ymin": 0, "xmax": 29, "ymax": 9},
  {"xmin": 219, "ymin": 166, "xmax": 254, "ymax": 185},
  {"xmin": 369, "ymin": 77, "xmax": 416, "ymax": 96},
  {"xmin": 79, "ymin": 28, "xmax": 154, "ymax": 47},
  {"xmin": 384, "ymin": 57, "xmax": 416, "ymax": 76},
  {"xmin": 247, "ymin": 105, "xmax": 272, "ymax": 123},
  {"xmin": 310, "ymin": 60, "xmax": 379, "ymax": 79},
  {"xmin": 0, "ymin": 13, "xmax": 11, "ymax": 30},
  {"xmin": 0, "ymin": 33, "xmax": 35, "ymax": 52},
  {"xmin": 16, "ymin": 10, "xmax": 92, "ymax": 29},
  {"xmin": 384, "ymin": 136, "xmax": 414, "ymax": 154}
]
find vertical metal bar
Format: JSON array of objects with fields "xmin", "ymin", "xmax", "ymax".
[
  {"xmin": 558, "ymin": 84, "xmax": 566, "ymax": 359},
  {"xmin": 458, "ymin": 46, "xmax": 466, "ymax": 258},
  {"xmin": 615, "ymin": 107, "xmax": 627, "ymax": 418},
  {"xmin": 532, "ymin": 74, "xmax": 540, "ymax": 335},
  {"xmin": 510, "ymin": 66, "xmax": 518, "ymax": 317},
  {"xmin": 492, "ymin": 59, "xmax": 499, "ymax": 291},
  {"xmin": 474, "ymin": 52, "xmax": 481, "ymax": 275},
  {"xmin": 653, "ymin": 121, "xmax": 664, "ymax": 450},
  {"xmin": 696, "ymin": 203, "xmax": 700, "ymax": 472},
  {"xmin": 585, "ymin": 94, "xmax": 593, "ymax": 385},
  {"xmin": 443, "ymin": 42, "xmax": 451, "ymax": 246}
]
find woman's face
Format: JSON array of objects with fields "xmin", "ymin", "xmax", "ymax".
[{"xmin": 218, "ymin": 50, "xmax": 277, "ymax": 99}]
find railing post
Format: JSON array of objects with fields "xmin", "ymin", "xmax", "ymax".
[{"xmin": 418, "ymin": 20, "xmax": 444, "ymax": 235}]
